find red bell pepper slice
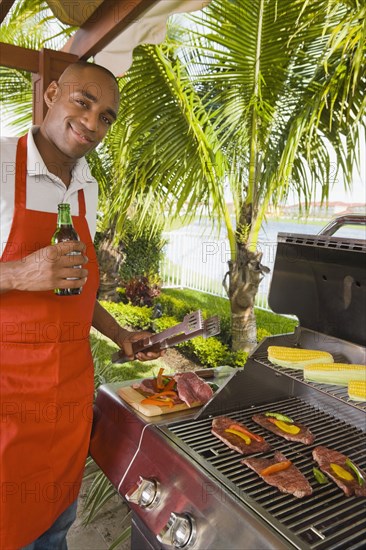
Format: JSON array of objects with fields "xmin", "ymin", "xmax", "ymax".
[{"xmin": 260, "ymin": 460, "xmax": 292, "ymax": 476}]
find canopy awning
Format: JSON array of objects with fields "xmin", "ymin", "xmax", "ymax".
[
  {"xmin": 0, "ymin": 0, "xmax": 210, "ymax": 121},
  {"xmin": 94, "ymin": 0, "xmax": 210, "ymax": 76}
]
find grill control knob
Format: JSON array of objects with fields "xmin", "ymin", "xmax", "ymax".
[
  {"xmin": 125, "ymin": 477, "xmax": 160, "ymax": 508},
  {"xmin": 158, "ymin": 512, "xmax": 196, "ymax": 548}
]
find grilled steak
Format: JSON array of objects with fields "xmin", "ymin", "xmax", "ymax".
[
  {"xmin": 252, "ymin": 414, "xmax": 315, "ymax": 445},
  {"xmin": 212, "ymin": 416, "xmax": 271, "ymax": 455},
  {"xmin": 132, "ymin": 378, "xmax": 157, "ymax": 395},
  {"xmin": 243, "ymin": 451, "xmax": 313, "ymax": 498},
  {"xmin": 313, "ymin": 446, "xmax": 366, "ymax": 497},
  {"xmin": 174, "ymin": 372, "xmax": 213, "ymax": 406}
]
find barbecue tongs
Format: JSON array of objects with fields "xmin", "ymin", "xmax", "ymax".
[{"xmin": 111, "ymin": 310, "xmax": 220, "ymax": 363}]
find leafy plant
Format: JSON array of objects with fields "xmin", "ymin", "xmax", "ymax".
[
  {"xmin": 125, "ymin": 275, "xmax": 161, "ymax": 307},
  {"xmin": 82, "ymin": 462, "xmax": 118, "ymax": 526},
  {"xmin": 119, "ymin": 217, "xmax": 166, "ymax": 279},
  {"xmin": 156, "ymin": 293, "xmax": 192, "ymax": 318}
]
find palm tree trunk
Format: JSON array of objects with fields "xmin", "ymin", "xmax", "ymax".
[
  {"xmin": 96, "ymin": 235, "xmax": 124, "ymax": 301},
  {"xmin": 223, "ymin": 243, "xmax": 266, "ymax": 352}
]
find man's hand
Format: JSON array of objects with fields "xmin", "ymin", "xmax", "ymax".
[
  {"xmin": 0, "ymin": 241, "xmax": 88, "ymax": 293},
  {"xmin": 116, "ymin": 330, "xmax": 164, "ymax": 362}
]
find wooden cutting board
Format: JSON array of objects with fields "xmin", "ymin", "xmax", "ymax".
[{"xmin": 117, "ymin": 386, "xmax": 202, "ymax": 417}]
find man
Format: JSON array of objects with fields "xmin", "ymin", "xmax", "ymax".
[{"xmin": 0, "ymin": 61, "xmax": 159, "ymax": 549}]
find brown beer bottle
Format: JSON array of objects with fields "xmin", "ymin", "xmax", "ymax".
[{"xmin": 51, "ymin": 203, "xmax": 82, "ymax": 296}]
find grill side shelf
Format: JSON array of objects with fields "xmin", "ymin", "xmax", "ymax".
[{"xmin": 160, "ymin": 396, "xmax": 366, "ymax": 550}]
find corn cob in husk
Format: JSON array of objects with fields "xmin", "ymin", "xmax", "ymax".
[
  {"xmin": 268, "ymin": 346, "xmax": 333, "ymax": 369},
  {"xmin": 348, "ymin": 380, "xmax": 366, "ymax": 402},
  {"xmin": 304, "ymin": 363, "xmax": 366, "ymax": 386}
]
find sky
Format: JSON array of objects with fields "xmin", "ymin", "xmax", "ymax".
[{"xmin": 286, "ymin": 134, "xmax": 365, "ymax": 205}]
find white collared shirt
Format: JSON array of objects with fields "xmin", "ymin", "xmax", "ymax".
[{"xmin": 0, "ymin": 126, "xmax": 98, "ymax": 257}]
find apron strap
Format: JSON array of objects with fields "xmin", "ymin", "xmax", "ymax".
[
  {"xmin": 78, "ymin": 189, "xmax": 86, "ymax": 217},
  {"xmin": 15, "ymin": 134, "xmax": 28, "ymax": 210}
]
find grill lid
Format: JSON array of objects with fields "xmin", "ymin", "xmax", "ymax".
[{"xmin": 268, "ymin": 216, "xmax": 366, "ymax": 346}]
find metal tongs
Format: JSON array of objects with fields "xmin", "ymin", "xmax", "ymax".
[{"xmin": 111, "ymin": 310, "xmax": 220, "ymax": 363}]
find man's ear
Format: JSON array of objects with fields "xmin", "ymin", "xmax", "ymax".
[{"xmin": 44, "ymin": 81, "xmax": 60, "ymax": 108}]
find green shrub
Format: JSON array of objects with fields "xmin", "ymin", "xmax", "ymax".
[
  {"xmin": 157, "ymin": 293, "xmax": 191, "ymax": 318},
  {"xmin": 151, "ymin": 316, "xmax": 178, "ymax": 332},
  {"xmin": 229, "ymin": 350, "xmax": 248, "ymax": 368},
  {"xmin": 99, "ymin": 301, "xmax": 152, "ymax": 329},
  {"xmin": 180, "ymin": 336, "xmax": 230, "ymax": 368},
  {"xmin": 257, "ymin": 327, "xmax": 272, "ymax": 343},
  {"xmin": 116, "ymin": 286, "xmax": 126, "ymax": 302},
  {"xmin": 119, "ymin": 218, "xmax": 166, "ymax": 282},
  {"xmin": 179, "ymin": 337, "xmax": 250, "ymax": 369}
]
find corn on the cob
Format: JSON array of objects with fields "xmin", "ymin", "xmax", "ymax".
[
  {"xmin": 348, "ymin": 380, "xmax": 366, "ymax": 402},
  {"xmin": 304, "ymin": 363, "xmax": 366, "ymax": 386},
  {"xmin": 268, "ymin": 346, "xmax": 334, "ymax": 369}
]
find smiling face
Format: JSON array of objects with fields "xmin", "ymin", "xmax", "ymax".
[{"xmin": 41, "ymin": 64, "xmax": 120, "ymax": 161}]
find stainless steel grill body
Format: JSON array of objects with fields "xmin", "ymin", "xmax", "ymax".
[
  {"xmin": 90, "ymin": 218, "xmax": 366, "ymax": 549},
  {"xmin": 91, "ymin": 360, "xmax": 366, "ymax": 549}
]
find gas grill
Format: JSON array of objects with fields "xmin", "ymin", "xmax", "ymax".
[{"xmin": 89, "ymin": 215, "xmax": 366, "ymax": 549}]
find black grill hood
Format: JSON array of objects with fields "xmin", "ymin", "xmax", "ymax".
[{"xmin": 268, "ymin": 219, "xmax": 366, "ymax": 347}]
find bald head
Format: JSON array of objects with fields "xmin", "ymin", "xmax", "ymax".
[
  {"xmin": 58, "ymin": 61, "xmax": 120, "ymax": 107},
  {"xmin": 59, "ymin": 61, "xmax": 118, "ymax": 87}
]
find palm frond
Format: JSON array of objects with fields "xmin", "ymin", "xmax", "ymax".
[{"xmin": 0, "ymin": 0, "xmax": 75, "ymax": 134}]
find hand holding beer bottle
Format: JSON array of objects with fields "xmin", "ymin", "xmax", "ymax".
[{"xmin": 51, "ymin": 203, "xmax": 85, "ymax": 296}]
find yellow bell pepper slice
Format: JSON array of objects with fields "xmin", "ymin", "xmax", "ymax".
[
  {"xmin": 271, "ymin": 419, "xmax": 301, "ymax": 434},
  {"xmin": 225, "ymin": 428, "xmax": 251, "ymax": 444},
  {"xmin": 330, "ymin": 463, "xmax": 355, "ymax": 481}
]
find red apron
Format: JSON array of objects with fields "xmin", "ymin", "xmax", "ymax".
[{"xmin": 0, "ymin": 134, "xmax": 99, "ymax": 549}]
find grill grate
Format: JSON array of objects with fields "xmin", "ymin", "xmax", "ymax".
[
  {"xmin": 163, "ymin": 397, "xmax": 366, "ymax": 550},
  {"xmin": 253, "ymin": 354, "xmax": 366, "ymax": 413}
]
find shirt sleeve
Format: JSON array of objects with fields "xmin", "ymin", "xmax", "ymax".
[{"xmin": 0, "ymin": 137, "xmax": 18, "ymax": 256}]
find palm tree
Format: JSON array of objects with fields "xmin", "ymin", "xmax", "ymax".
[{"xmin": 93, "ymin": 0, "xmax": 366, "ymax": 350}]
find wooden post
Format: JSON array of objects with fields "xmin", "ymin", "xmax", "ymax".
[{"xmin": 32, "ymin": 48, "xmax": 78, "ymax": 125}]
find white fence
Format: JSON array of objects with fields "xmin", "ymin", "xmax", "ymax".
[{"xmin": 160, "ymin": 230, "xmax": 278, "ymax": 310}]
